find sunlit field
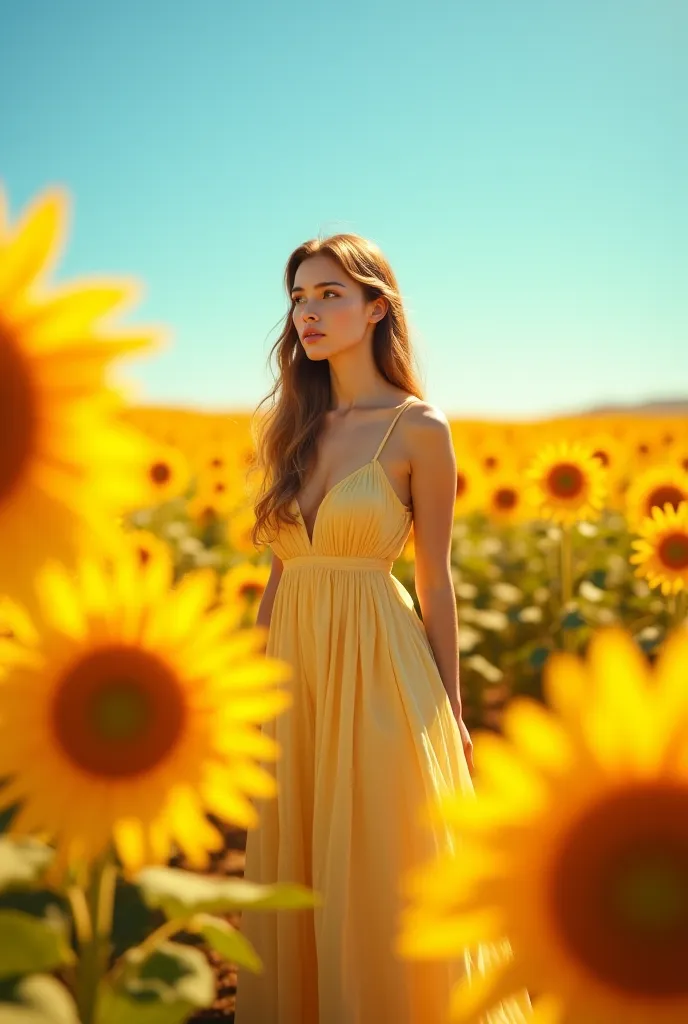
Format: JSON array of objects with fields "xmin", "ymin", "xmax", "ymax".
[
  {"xmin": 121, "ymin": 401, "xmax": 688, "ymax": 728},
  {"xmin": 2, "ymin": 186, "xmax": 688, "ymax": 1023}
]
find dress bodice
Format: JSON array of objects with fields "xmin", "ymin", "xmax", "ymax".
[{"xmin": 270, "ymin": 398, "xmax": 417, "ymax": 565}]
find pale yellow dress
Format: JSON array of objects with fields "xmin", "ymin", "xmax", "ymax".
[{"xmin": 234, "ymin": 397, "xmax": 531, "ymax": 1024}]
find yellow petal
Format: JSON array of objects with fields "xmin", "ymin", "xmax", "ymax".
[
  {"xmin": 203, "ymin": 779, "xmax": 259, "ymax": 830},
  {"xmin": 471, "ymin": 732, "xmax": 548, "ymax": 809},
  {"xmin": 448, "ymin": 951, "xmax": 526, "ymax": 1024},
  {"xmin": 223, "ymin": 690, "xmax": 293, "ymax": 723},
  {"xmin": 35, "ymin": 560, "xmax": 86, "ymax": 640},
  {"xmin": 113, "ymin": 817, "xmax": 146, "ymax": 872},
  {"xmin": 543, "ymin": 652, "xmax": 587, "ymax": 721},
  {"xmin": 397, "ymin": 906, "xmax": 504, "ymax": 960},
  {"xmin": 502, "ymin": 698, "xmax": 574, "ymax": 777},
  {"xmin": 0, "ymin": 188, "xmax": 66, "ymax": 307}
]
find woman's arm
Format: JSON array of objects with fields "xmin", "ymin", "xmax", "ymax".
[
  {"xmin": 406, "ymin": 404, "xmax": 473, "ymax": 771},
  {"xmin": 254, "ymin": 552, "xmax": 283, "ymax": 646}
]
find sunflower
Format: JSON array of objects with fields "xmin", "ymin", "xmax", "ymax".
[
  {"xmin": 397, "ymin": 627, "xmax": 688, "ymax": 1023},
  {"xmin": 0, "ymin": 184, "xmax": 160, "ymax": 608},
  {"xmin": 630, "ymin": 501, "xmax": 688, "ymax": 597},
  {"xmin": 0, "ymin": 543, "xmax": 293, "ymax": 876},
  {"xmin": 118, "ymin": 528, "xmax": 173, "ymax": 573},
  {"xmin": 222, "ymin": 561, "xmax": 270, "ymax": 608},
  {"xmin": 624, "ymin": 463, "xmax": 688, "ymax": 533},
  {"xmin": 453, "ymin": 454, "xmax": 489, "ymax": 518},
  {"xmin": 484, "ymin": 469, "xmax": 536, "ymax": 527},
  {"xmin": 187, "ymin": 487, "xmax": 234, "ymax": 530},
  {"xmin": 138, "ymin": 442, "xmax": 191, "ymax": 507},
  {"xmin": 524, "ymin": 440, "xmax": 608, "ymax": 526}
]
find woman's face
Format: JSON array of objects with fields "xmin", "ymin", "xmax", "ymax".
[{"xmin": 291, "ymin": 254, "xmax": 387, "ymax": 361}]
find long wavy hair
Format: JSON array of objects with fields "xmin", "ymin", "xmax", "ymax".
[{"xmin": 248, "ymin": 233, "xmax": 425, "ymax": 550}]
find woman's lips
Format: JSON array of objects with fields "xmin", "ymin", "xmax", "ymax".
[{"xmin": 304, "ymin": 333, "xmax": 324, "ymax": 343}]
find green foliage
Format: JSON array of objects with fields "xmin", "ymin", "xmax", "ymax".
[
  {"xmin": 191, "ymin": 913, "xmax": 262, "ymax": 974},
  {"xmin": 0, "ymin": 974, "xmax": 80, "ymax": 1023},
  {"xmin": 136, "ymin": 865, "xmax": 321, "ymax": 920},
  {"xmin": 0, "ymin": 910, "xmax": 74, "ymax": 979},
  {"xmin": 0, "ymin": 838, "xmax": 53, "ymax": 893},
  {"xmin": 96, "ymin": 942, "xmax": 214, "ymax": 1024}
]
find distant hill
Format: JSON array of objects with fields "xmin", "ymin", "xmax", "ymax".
[{"xmin": 575, "ymin": 397, "xmax": 688, "ymax": 417}]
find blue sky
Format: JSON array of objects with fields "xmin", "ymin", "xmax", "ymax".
[{"xmin": 3, "ymin": 0, "xmax": 686, "ymax": 420}]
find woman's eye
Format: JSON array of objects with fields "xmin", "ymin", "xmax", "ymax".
[{"xmin": 293, "ymin": 290, "xmax": 338, "ymax": 303}]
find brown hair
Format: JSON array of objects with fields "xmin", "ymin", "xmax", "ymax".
[{"xmin": 247, "ymin": 233, "xmax": 425, "ymax": 550}]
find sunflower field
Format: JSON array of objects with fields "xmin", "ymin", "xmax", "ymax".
[{"xmin": 1, "ymin": 183, "xmax": 688, "ymax": 1023}]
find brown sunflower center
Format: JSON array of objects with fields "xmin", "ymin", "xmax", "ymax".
[
  {"xmin": 137, "ymin": 545, "xmax": 151, "ymax": 566},
  {"xmin": 456, "ymin": 472, "xmax": 467, "ymax": 498},
  {"xmin": 150, "ymin": 461, "xmax": 171, "ymax": 485},
  {"xmin": 551, "ymin": 783, "xmax": 688, "ymax": 997},
  {"xmin": 494, "ymin": 487, "xmax": 517, "ymax": 510},
  {"xmin": 647, "ymin": 485, "xmax": 685, "ymax": 516},
  {"xmin": 0, "ymin": 322, "xmax": 37, "ymax": 502},
  {"xmin": 239, "ymin": 582, "xmax": 263, "ymax": 601},
  {"xmin": 547, "ymin": 463, "xmax": 585, "ymax": 500},
  {"xmin": 592, "ymin": 449, "xmax": 610, "ymax": 467},
  {"xmin": 52, "ymin": 645, "xmax": 185, "ymax": 778},
  {"xmin": 658, "ymin": 532, "xmax": 688, "ymax": 571}
]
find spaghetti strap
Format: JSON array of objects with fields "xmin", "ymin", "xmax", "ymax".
[{"xmin": 372, "ymin": 396, "xmax": 417, "ymax": 462}]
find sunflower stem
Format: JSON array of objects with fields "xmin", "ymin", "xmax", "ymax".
[
  {"xmin": 673, "ymin": 589, "xmax": 687, "ymax": 630},
  {"xmin": 74, "ymin": 850, "xmax": 116, "ymax": 1024},
  {"xmin": 560, "ymin": 524, "xmax": 575, "ymax": 651}
]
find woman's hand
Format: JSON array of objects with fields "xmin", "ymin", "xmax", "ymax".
[{"xmin": 450, "ymin": 700, "xmax": 474, "ymax": 776}]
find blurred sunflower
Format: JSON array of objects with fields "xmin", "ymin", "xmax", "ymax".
[
  {"xmin": 223, "ymin": 561, "xmax": 270, "ymax": 607},
  {"xmin": 222, "ymin": 562, "xmax": 271, "ymax": 629},
  {"xmin": 187, "ymin": 486, "xmax": 235, "ymax": 529},
  {"xmin": 630, "ymin": 502, "xmax": 688, "ymax": 597},
  {"xmin": 227, "ymin": 503, "xmax": 263, "ymax": 554},
  {"xmin": 137, "ymin": 442, "xmax": 191, "ymax": 507},
  {"xmin": 484, "ymin": 470, "xmax": 535, "ymax": 527},
  {"xmin": 397, "ymin": 627, "xmax": 688, "ymax": 1023},
  {"xmin": 453, "ymin": 454, "xmax": 489, "ymax": 517},
  {"xmin": 0, "ymin": 184, "xmax": 160, "ymax": 607},
  {"xmin": 578, "ymin": 430, "xmax": 630, "ymax": 511},
  {"xmin": 0, "ymin": 544, "xmax": 293, "ymax": 875},
  {"xmin": 524, "ymin": 440, "xmax": 607, "ymax": 526},
  {"xmin": 624, "ymin": 463, "xmax": 688, "ymax": 532},
  {"xmin": 118, "ymin": 528, "xmax": 173, "ymax": 574}
]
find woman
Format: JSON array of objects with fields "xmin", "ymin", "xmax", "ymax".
[{"xmin": 234, "ymin": 234, "xmax": 530, "ymax": 1023}]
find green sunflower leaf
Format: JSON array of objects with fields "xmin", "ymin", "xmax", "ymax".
[
  {"xmin": 0, "ymin": 839, "xmax": 54, "ymax": 894},
  {"xmin": 190, "ymin": 912, "xmax": 263, "ymax": 973},
  {"xmin": 135, "ymin": 865, "xmax": 321, "ymax": 920},
  {"xmin": 0, "ymin": 974, "xmax": 80, "ymax": 1023},
  {"xmin": 96, "ymin": 941, "xmax": 214, "ymax": 1024},
  {"xmin": 0, "ymin": 910, "xmax": 75, "ymax": 979}
]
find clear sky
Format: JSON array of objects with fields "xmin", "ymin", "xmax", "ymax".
[{"xmin": 3, "ymin": 0, "xmax": 686, "ymax": 420}]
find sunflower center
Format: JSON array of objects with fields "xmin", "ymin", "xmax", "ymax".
[
  {"xmin": 614, "ymin": 854, "xmax": 687, "ymax": 932},
  {"xmin": 647, "ymin": 485, "xmax": 685, "ymax": 516},
  {"xmin": 92, "ymin": 682, "xmax": 151, "ymax": 740},
  {"xmin": 150, "ymin": 461, "xmax": 171, "ymax": 485},
  {"xmin": 658, "ymin": 532, "xmax": 688, "ymax": 571},
  {"xmin": 547, "ymin": 463, "xmax": 585, "ymax": 499},
  {"xmin": 495, "ymin": 487, "xmax": 517, "ymax": 510},
  {"xmin": 592, "ymin": 449, "xmax": 609, "ymax": 467},
  {"xmin": 550, "ymin": 783, "xmax": 688, "ymax": 997},
  {"xmin": 0, "ymin": 322, "xmax": 37, "ymax": 502},
  {"xmin": 456, "ymin": 473, "xmax": 467, "ymax": 498},
  {"xmin": 52, "ymin": 645, "xmax": 186, "ymax": 778}
]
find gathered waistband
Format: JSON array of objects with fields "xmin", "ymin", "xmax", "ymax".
[{"xmin": 282, "ymin": 555, "xmax": 393, "ymax": 572}]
